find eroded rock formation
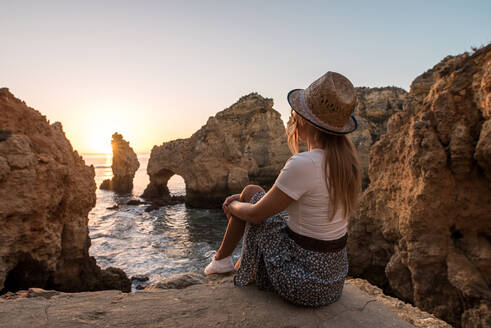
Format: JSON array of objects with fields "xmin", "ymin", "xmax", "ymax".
[
  {"xmin": 99, "ymin": 132, "xmax": 139, "ymax": 193},
  {"xmin": 351, "ymin": 87, "xmax": 408, "ymax": 188},
  {"xmin": 0, "ymin": 88, "xmax": 130, "ymax": 293},
  {"xmin": 142, "ymin": 93, "xmax": 291, "ymax": 208},
  {"xmin": 348, "ymin": 45, "xmax": 491, "ymax": 327}
]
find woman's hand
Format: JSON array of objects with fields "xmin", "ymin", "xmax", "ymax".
[
  {"xmin": 222, "ymin": 194, "xmax": 240, "ymax": 219},
  {"xmin": 222, "ymin": 185, "xmax": 294, "ymax": 225},
  {"xmin": 229, "ymin": 185, "xmax": 294, "ymax": 225}
]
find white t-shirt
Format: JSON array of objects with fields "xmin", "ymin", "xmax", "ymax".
[{"xmin": 274, "ymin": 148, "xmax": 347, "ymax": 240}]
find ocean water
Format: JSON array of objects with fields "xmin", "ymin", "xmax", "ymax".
[{"xmin": 83, "ymin": 153, "xmax": 241, "ymax": 290}]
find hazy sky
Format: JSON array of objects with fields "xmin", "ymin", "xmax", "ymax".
[{"xmin": 1, "ymin": 1, "xmax": 490, "ymax": 153}]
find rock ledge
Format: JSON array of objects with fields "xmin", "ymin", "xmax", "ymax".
[{"xmin": 0, "ymin": 277, "xmax": 425, "ymax": 328}]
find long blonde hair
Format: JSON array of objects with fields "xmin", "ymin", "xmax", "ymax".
[{"xmin": 286, "ymin": 111, "xmax": 361, "ymax": 221}]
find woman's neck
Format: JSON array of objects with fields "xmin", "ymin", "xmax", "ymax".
[{"xmin": 307, "ymin": 141, "xmax": 323, "ymax": 150}]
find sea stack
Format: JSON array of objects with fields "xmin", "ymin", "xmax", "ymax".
[
  {"xmin": 348, "ymin": 44, "xmax": 491, "ymax": 327},
  {"xmin": 0, "ymin": 88, "xmax": 130, "ymax": 293},
  {"xmin": 100, "ymin": 132, "xmax": 140, "ymax": 193}
]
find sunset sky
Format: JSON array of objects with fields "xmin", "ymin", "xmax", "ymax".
[{"xmin": 1, "ymin": 1, "xmax": 490, "ymax": 154}]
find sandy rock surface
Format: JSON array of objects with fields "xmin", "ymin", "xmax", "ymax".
[
  {"xmin": 0, "ymin": 89, "xmax": 130, "ymax": 293},
  {"xmin": 100, "ymin": 132, "xmax": 140, "ymax": 193},
  {"xmin": 348, "ymin": 44, "xmax": 491, "ymax": 327},
  {"xmin": 0, "ymin": 277, "xmax": 417, "ymax": 328}
]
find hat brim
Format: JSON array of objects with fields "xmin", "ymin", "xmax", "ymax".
[{"xmin": 287, "ymin": 89, "xmax": 358, "ymax": 135}]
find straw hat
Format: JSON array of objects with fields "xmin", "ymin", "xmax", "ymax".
[{"xmin": 287, "ymin": 71, "xmax": 358, "ymax": 135}]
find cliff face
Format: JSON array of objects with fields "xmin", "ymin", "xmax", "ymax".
[
  {"xmin": 142, "ymin": 93, "xmax": 291, "ymax": 208},
  {"xmin": 351, "ymin": 87, "xmax": 408, "ymax": 188},
  {"xmin": 100, "ymin": 132, "xmax": 140, "ymax": 193},
  {"xmin": 0, "ymin": 89, "xmax": 130, "ymax": 293},
  {"xmin": 348, "ymin": 45, "xmax": 491, "ymax": 327}
]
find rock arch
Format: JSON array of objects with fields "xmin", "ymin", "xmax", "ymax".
[
  {"xmin": 141, "ymin": 93, "xmax": 291, "ymax": 208},
  {"xmin": 141, "ymin": 167, "xmax": 188, "ymax": 200}
]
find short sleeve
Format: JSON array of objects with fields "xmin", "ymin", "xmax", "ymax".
[{"xmin": 274, "ymin": 154, "xmax": 315, "ymax": 200}]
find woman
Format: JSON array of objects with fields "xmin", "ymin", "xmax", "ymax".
[{"xmin": 204, "ymin": 71, "xmax": 361, "ymax": 307}]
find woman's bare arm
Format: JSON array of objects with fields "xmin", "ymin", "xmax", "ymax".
[{"xmin": 226, "ymin": 185, "xmax": 294, "ymax": 224}]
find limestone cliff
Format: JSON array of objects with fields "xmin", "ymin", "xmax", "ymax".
[
  {"xmin": 100, "ymin": 132, "xmax": 140, "ymax": 193},
  {"xmin": 0, "ymin": 89, "xmax": 130, "ymax": 293},
  {"xmin": 351, "ymin": 87, "xmax": 408, "ymax": 188},
  {"xmin": 142, "ymin": 93, "xmax": 291, "ymax": 208},
  {"xmin": 348, "ymin": 44, "xmax": 491, "ymax": 327}
]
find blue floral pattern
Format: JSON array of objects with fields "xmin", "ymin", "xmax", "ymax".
[{"xmin": 234, "ymin": 191, "xmax": 349, "ymax": 307}]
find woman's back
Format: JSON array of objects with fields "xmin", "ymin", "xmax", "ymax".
[{"xmin": 275, "ymin": 148, "xmax": 347, "ymax": 241}]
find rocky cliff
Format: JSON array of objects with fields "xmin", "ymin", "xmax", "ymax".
[
  {"xmin": 348, "ymin": 44, "xmax": 491, "ymax": 327},
  {"xmin": 100, "ymin": 132, "xmax": 140, "ymax": 193},
  {"xmin": 351, "ymin": 87, "xmax": 408, "ymax": 188},
  {"xmin": 0, "ymin": 89, "xmax": 130, "ymax": 293},
  {"xmin": 142, "ymin": 93, "xmax": 291, "ymax": 208}
]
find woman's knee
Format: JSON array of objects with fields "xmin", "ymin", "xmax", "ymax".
[{"xmin": 240, "ymin": 184, "xmax": 265, "ymax": 203}]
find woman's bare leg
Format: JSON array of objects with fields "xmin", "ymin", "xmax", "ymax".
[
  {"xmin": 234, "ymin": 257, "xmax": 241, "ymax": 270},
  {"xmin": 214, "ymin": 184, "xmax": 265, "ymax": 260}
]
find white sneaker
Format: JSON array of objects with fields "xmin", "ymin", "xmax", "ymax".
[{"xmin": 204, "ymin": 252, "xmax": 235, "ymax": 275}]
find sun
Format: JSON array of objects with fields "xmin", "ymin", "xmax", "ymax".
[
  {"xmin": 87, "ymin": 121, "xmax": 117, "ymax": 154},
  {"xmin": 88, "ymin": 129, "xmax": 113, "ymax": 154},
  {"xmin": 82, "ymin": 101, "xmax": 135, "ymax": 154}
]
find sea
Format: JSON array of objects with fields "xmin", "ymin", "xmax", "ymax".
[{"xmin": 83, "ymin": 153, "xmax": 241, "ymax": 291}]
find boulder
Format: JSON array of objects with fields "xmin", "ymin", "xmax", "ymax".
[
  {"xmin": 99, "ymin": 132, "xmax": 139, "ymax": 193},
  {"xmin": 348, "ymin": 44, "xmax": 491, "ymax": 327},
  {"xmin": 0, "ymin": 88, "xmax": 130, "ymax": 293}
]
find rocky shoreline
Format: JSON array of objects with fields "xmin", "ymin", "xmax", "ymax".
[
  {"xmin": 0, "ymin": 88, "xmax": 131, "ymax": 294},
  {"xmin": 105, "ymin": 196, "xmax": 186, "ymax": 212},
  {"xmin": 1, "ymin": 44, "xmax": 490, "ymax": 327}
]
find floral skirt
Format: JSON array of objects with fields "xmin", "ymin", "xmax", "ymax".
[{"xmin": 233, "ymin": 191, "xmax": 348, "ymax": 307}]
